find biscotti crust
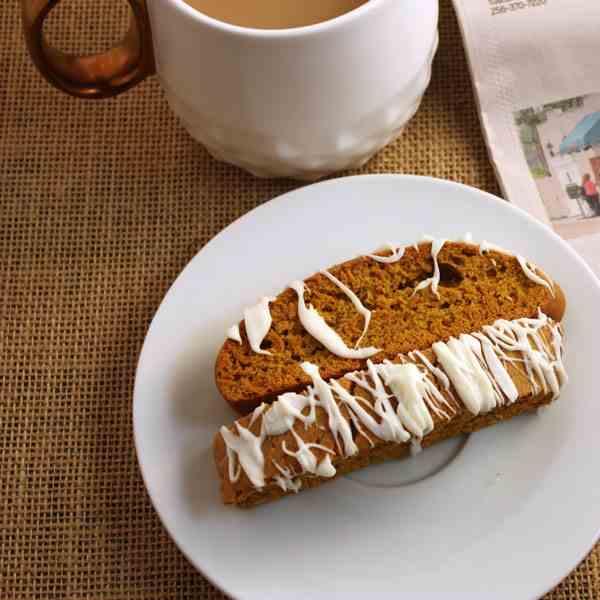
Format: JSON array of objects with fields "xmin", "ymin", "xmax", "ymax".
[{"xmin": 216, "ymin": 241, "xmax": 565, "ymax": 414}]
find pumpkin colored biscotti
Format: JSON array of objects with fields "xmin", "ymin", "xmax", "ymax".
[
  {"xmin": 214, "ymin": 311, "xmax": 567, "ymax": 507},
  {"xmin": 216, "ymin": 238, "xmax": 565, "ymax": 414}
]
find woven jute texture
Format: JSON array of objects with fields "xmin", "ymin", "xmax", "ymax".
[{"xmin": 1, "ymin": 1, "xmax": 598, "ymax": 598}]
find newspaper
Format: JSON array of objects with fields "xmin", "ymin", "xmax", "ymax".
[{"xmin": 452, "ymin": 0, "xmax": 600, "ymax": 276}]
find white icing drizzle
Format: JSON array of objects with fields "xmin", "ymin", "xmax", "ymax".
[
  {"xmin": 378, "ymin": 362, "xmax": 434, "ymax": 438},
  {"xmin": 550, "ymin": 322, "xmax": 568, "ymax": 387},
  {"xmin": 316, "ymin": 454, "xmax": 336, "ymax": 478},
  {"xmin": 220, "ymin": 353, "xmax": 456, "ymax": 491},
  {"xmin": 409, "ymin": 350, "xmax": 451, "ymax": 392},
  {"xmin": 272, "ymin": 460, "xmax": 302, "ymax": 493},
  {"xmin": 220, "ymin": 404, "xmax": 267, "ymax": 487},
  {"xmin": 274, "ymin": 475, "xmax": 302, "ymax": 493},
  {"xmin": 227, "ymin": 324, "xmax": 242, "ymax": 344},
  {"xmin": 343, "ymin": 358, "xmax": 455, "ymax": 441},
  {"xmin": 479, "ymin": 240, "xmax": 555, "ymax": 296},
  {"xmin": 344, "ymin": 361, "xmax": 412, "ymax": 444},
  {"xmin": 366, "ymin": 236, "xmax": 555, "ymax": 300},
  {"xmin": 433, "ymin": 334, "xmax": 499, "ymax": 415},
  {"xmin": 236, "ymin": 237, "xmax": 554, "ymax": 359},
  {"xmin": 248, "ymin": 403, "xmax": 267, "ymax": 427},
  {"xmin": 410, "ymin": 439, "xmax": 423, "ymax": 456},
  {"xmin": 368, "ymin": 243, "xmax": 406, "ymax": 263},
  {"xmin": 301, "ymin": 362, "xmax": 358, "ymax": 457},
  {"xmin": 263, "ymin": 392, "xmax": 315, "ymax": 436},
  {"xmin": 219, "ymin": 421, "xmax": 265, "ymax": 488},
  {"xmin": 219, "ymin": 312, "xmax": 566, "ymax": 494},
  {"xmin": 282, "ymin": 428, "xmax": 335, "ymax": 475},
  {"xmin": 479, "ymin": 311, "xmax": 567, "ymax": 400},
  {"xmin": 412, "ymin": 238, "xmax": 446, "ymax": 298},
  {"xmin": 432, "ymin": 311, "xmax": 566, "ymax": 417},
  {"xmin": 321, "ymin": 269, "xmax": 372, "ymax": 348},
  {"xmin": 479, "ymin": 240, "xmax": 512, "ymax": 255},
  {"xmin": 474, "ymin": 334, "xmax": 519, "ymax": 403},
  {"xmin": 329, "ymin": 378, "xmax": 407, "ymax": 445},
  {"xmin": 345, "ymin": 406, "xmax": 375, "ymax": 448},
  {"xmin": 243, "ymin": 297, "xmax": 276, "ymax": 355},
  {"xmin": 516, "ymin": 255, "xmax": 555, "ymax": 297},
  {"xmin": 289, "ymin": 280, "xmax": 381, "ymax": 359}
]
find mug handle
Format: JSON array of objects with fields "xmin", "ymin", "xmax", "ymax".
[{"xmin": 22, "ymin": 0, "xmax": 156, "ymax": 99}]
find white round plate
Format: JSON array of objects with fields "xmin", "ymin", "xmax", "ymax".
[{"xmin": 134, "ymin": 175, "xmax": 600, "ymax": 600}]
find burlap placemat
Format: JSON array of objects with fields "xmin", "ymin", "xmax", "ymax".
[{"xmin": 1, "ymin": 1, "xmax": 598, "ymax": 598}]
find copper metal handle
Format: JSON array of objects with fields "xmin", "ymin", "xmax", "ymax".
[{"xmin": 22, "ymin": 0, "xmax": 156, "ymax": 99}]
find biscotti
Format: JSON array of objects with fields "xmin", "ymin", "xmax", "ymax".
[
  {"xmin": 216, "ymin": 238, "xmax": 565, "ymax": 414},
  {"xmin": 214, "ymin": 311, "xmax": 567, "ymax": 507}
]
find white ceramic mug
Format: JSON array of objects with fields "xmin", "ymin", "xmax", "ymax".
[{"xmin": 23, "ymin": 0, "xmax": 438, "ymax": 179}]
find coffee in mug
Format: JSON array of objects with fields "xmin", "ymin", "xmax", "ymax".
[
  {"xmin": 22, "ymin": 0, "xmax": 438, "ymax": 179},
  {"xmin": 182, "ymin": 0, "xmax": 369, "ymax": 29}
]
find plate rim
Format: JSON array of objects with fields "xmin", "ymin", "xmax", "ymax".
[{"xmin": 133, "ymin": 173, "xmax": 600, "ymax": 600}]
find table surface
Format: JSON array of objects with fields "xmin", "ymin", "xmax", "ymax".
[{"xmin": 1, "ymin": 1, "xmax": 598, "ymax": 598}]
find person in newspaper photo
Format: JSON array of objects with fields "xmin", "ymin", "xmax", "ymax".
[{"xmin": 582, "ymin": 174, "xmax": 600, "ymax": 216}]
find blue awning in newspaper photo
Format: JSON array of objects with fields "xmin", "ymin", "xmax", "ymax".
[{"xmin": 559, "ymin": 111, "xmax": 600, "ymax": 154}]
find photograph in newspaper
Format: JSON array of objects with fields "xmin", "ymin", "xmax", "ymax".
[{"xmin": 515, "ymin": 93, "xmax": 600, "ymax": 241}]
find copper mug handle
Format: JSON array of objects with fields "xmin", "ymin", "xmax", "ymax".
[{"xmin": 21, "ymin": 0, "xmax": 156, "ymax": 99}]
